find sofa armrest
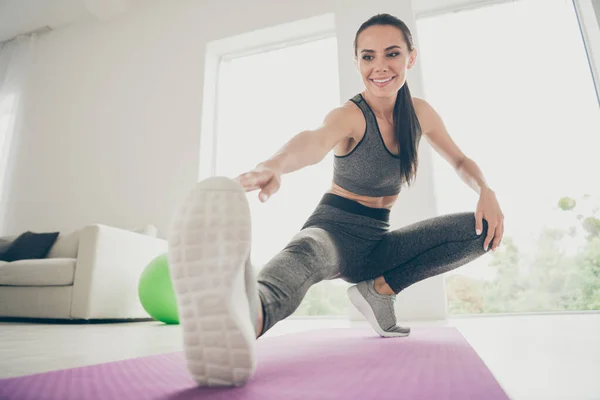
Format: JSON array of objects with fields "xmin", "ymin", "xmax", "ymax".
[{"xmin": 70, "ymin": 224, "xmax": 167, "ymax": 319}]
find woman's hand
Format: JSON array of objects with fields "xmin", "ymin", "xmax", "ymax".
[
  {"xmin": 475, "ymin": 188, "xmax": 504, "ymax": 252},
  {"xmin": 234, "ymin": 162, "xmax": 282, "ymax": 203}
]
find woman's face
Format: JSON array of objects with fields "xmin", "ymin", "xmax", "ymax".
[{"xmin": 355, "ymin": 25, "xmax": 417, "ymax": 99}]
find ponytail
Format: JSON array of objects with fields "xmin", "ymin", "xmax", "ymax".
[{"xmin": 394, "ymin": 82, "xmax": 422, "ymax": 186}]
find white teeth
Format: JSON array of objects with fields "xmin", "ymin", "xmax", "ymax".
[{"xmin": 373, "ymin": 77, "xmax": 393, "ymax": 83}]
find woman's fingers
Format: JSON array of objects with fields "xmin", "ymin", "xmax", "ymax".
[
  {"xmin": 258, "ymin": 175, "xmax": 281, "ymax": 202},
  {"xmin": 235, "ymin": 170, "xmax": 272, "ymax": 192}
]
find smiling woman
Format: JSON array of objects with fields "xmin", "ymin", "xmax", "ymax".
[
  {"xmin": 359, "ymin": 44, "xmax": 403, "ymax": 86},
  {"xmin": 167, "ymin": 12, "xmax": 503, "ymax": 387},
  {"xmin": 348, "ymin": 15, "xmax": 422, "ymax": 198}
]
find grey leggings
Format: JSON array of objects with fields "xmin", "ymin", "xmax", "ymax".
[{"xmin": 257, "ymin": 193, "xmax": 490, "ymax": 335}]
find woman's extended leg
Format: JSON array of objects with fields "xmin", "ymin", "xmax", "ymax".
[
  {"xmin": 256, "ymin": 227, "xmax": 340, "ymax": 337},
  {"xmin": 168, "ymin": 178, "xmax": 339, "ymax": 387}
]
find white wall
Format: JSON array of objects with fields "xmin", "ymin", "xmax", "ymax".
[
  {"xmin": 3, "ymin": 0, "xmax": 446, "ymax": 319},
  {"xmin": 412, "ymin": 0, "xmax": 511, "ymax": 16},
  {"xmin": 0, "ymin": 0, "xmax": 519, "ymax": 43}
]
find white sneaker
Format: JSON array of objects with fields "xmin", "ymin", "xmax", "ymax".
[{"xmin": 168, "ymin": 176, "xmax": 256, "ymax": 387}]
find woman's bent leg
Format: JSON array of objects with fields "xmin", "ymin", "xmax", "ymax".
[
  {"xmin": 370, "ymin": 212, "xmax": 490, "ymax": 293},
  {"xmin": 344, "ymin": 212, "xmax": 490, "ymax": 337}
]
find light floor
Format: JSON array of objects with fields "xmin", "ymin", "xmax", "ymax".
[{"xmin": 1, "ymin": 314, "xmax": 599, "ymax": 400}]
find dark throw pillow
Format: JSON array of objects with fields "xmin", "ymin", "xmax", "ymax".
[
  {"xmin": 0, "ymin": 231, "xmax": 60, "ymax": 262},
  {"xmin": 0, "ymin": 238, "xmax": 12, "ymax": 259}
]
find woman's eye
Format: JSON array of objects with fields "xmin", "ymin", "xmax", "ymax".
[
  {"xmin": 362, "ymin": 55, "xmax": 373, "ymax": 61},
  {"xmin": 387, "ymin": 52, "xmax": 400, "ymax": 57}
]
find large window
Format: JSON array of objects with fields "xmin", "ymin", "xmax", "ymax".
[
  {"xmin": 214, "ymin": 37, "xmax": 350, "ymax": 316},
  {"xmin": 417, "ymin": 0, "xmax": 600, "ymax": 314}
]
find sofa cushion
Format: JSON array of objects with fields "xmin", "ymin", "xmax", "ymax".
[
  {"xmin": 0, "ymin": 231, "xmax": 60, "ymax": 262},
  {"xmin": 0, "ymin": 258, "xmax": 76, "ymax": 286},
  {"xmin": 47, "ymin": 230, "xmax": 81, "ymax": 259}
]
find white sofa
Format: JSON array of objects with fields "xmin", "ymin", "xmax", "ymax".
[{"xmin": 0, "ymin": 224, "xmax": 167, "ymax": 320}]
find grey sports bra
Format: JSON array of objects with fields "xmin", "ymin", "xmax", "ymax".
[{"xmin": 332, "ymin": 94, "xmax": 402, "ymax": 197}]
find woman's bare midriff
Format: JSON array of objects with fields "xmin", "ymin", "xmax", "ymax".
[{"xmin": 328, "ymin": 181, "xmax": 398, "ymax": 210}]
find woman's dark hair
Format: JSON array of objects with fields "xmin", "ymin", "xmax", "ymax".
[{"xmin": 354, "ymin": 13, "xmax": 422, "ymax": 187}]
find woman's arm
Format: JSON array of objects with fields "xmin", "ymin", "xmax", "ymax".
[
  {"xmin": 455, "ymin": 158, "xmax": 491, "ymax": 195},
  {"xmin": 236, "ymin": 105, "xmax": 357, "ymax": 201},
  {"xmin": 414, "ymin": 97, "xmax": 504, "ymax": 251},
  {"xmin": 260, "ymin": 106, "xmax": 357, "ymax": 175}
]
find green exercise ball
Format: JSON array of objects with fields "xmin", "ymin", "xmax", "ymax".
[{"xmin": 138, "ymin": 253, "xmax": 179, "ymax": 324}]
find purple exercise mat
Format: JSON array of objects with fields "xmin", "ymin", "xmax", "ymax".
[{"xmin": 0, "ymin": 327, "xmax": 508, "ymax": 400}]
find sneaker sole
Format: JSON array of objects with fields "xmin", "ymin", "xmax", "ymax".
[
  {"xmin": 168, "ymin": 176, "xmax": 256, "ymax": 387},
  {"xmin": 347, "ymin": 285, "xmax": 410, "ymax": 338}
]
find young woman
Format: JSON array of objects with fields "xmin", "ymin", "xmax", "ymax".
[{"xmin": 167, "ymin": 13, "xmax": 504, "ymax": 388}]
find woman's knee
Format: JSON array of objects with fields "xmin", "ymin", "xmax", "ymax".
[
  {"xmin": 258, "ymin": 228, "xmax": 337, "ymax": 283},
  {"xmin": 285, "ymin": 231, "xmax": 321, "ymax": 256},
  {"xmin": 284, "ymin": 228, "xmax": 337, "ymax": 262},
  {"xmin": 453, "ymin": 212, "xmax": 489, "ymax": 241}
]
